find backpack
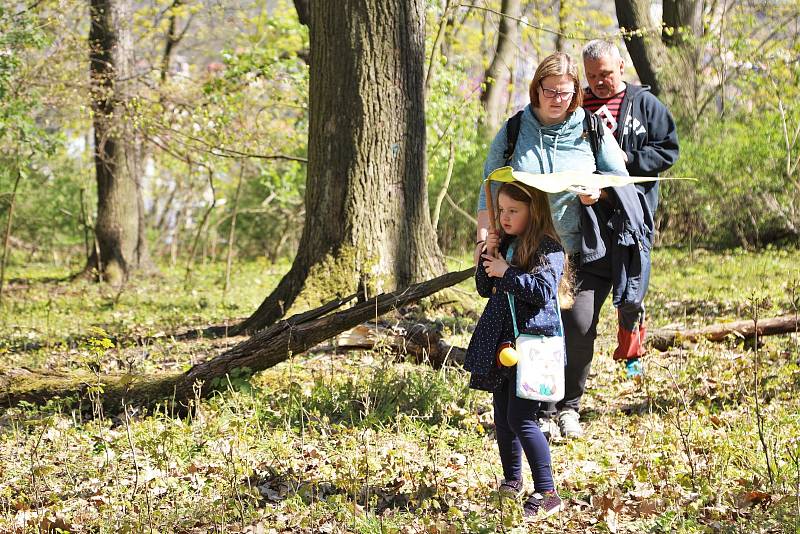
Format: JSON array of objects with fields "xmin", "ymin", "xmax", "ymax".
[{"xmin": 502, "ymin": 108, "xmax": 603, "ymax": 166}]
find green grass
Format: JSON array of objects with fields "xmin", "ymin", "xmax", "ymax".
[{"xmin": 1, "ymin": 247, "xmax": 799, "ymax": 532}]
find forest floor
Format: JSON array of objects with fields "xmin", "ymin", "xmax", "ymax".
[{"xmin": 0, "ymin": 247, "xmax": 799, "ymax": 533}]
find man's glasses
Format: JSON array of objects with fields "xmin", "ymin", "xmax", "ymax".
[{"xmin": 540, "ymin": 86, "xmax": 575, "ymax": 101}]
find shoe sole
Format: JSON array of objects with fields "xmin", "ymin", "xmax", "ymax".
[
  {"xmin": 541, "ymin": 503, "xmax": 563, "ymax": 517},
  {"xmin": 523, "ymin": 504, "xmax": 562, "ymax": 522}
]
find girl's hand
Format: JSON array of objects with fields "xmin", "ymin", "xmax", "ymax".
[
  {"xmin": 481, "ymin": 254, "xmax": 509, "ymax": 278},
  {"xmin": 485, "ymin": 230, "xmax": 500, "ymax": 255}
]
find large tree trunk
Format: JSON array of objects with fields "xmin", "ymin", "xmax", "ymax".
[
  {"xmin": 480, "ymin": 0, "xmax": 521, "ymax": 132},
  {"xmin": 614, "ymin": 0, "xmax": 669, "ymax": 97},
  {"xmin": 614, "ymin": 0, "xmax": 704, "ymax": 112},
  {"xmin": 1, "ymin": 267, "xmax": 472, "ymax": 412},
  {"xmin": 293, "ymin": 0, "xmax": 310, "ymax": 26},
  {"xmin": 88, "ymin": 0, "xmax": 149, "ymax": 284},
  {"xmin": 236, "ymin": 0, "xmax": 444, "ymax": 335}
]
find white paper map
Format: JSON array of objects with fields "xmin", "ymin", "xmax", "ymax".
[{"xmin": 486, "ymin": 166, "xmax": 694, "ymax": 194}]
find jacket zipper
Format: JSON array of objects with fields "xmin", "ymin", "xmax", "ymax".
[{"xmin": 617, "ymin": 101, "xmax": 633, "ymax": 149}]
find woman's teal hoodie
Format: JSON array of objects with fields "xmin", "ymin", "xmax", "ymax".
[{"xmin": 478, "ymin": 105, "xmax": 628, "ymax": 254}]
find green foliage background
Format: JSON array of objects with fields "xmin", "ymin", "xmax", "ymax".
[{"xmin": 1, "ymin": 0, "xmax": 799, "ymax": 272}]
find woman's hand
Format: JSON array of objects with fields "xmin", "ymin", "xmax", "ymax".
[
  {"xmin": 578, "ymin": 188, "xmax": 602, "ymax": 205},
  {"xmin": 481, "ymin": 254, "xmax": 509, "ymax": 278}
]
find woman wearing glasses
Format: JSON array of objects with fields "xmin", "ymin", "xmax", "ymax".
[
  {"xmin": 476, "ymin": 52, "xmax": 627, "ymax": 263},
  {"xmin": 469, "ymin": 52, "xmax": 629, "ymax": 507}
]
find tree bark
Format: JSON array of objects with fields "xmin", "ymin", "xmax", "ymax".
[
  {"xmin": 554, "ymin": 0, "xmax": 568, "ymax": 52},
  {"xmin": 480, "ymin": 0, "xmax": 521, "ymax": 132},
  {"xmin": 662, "ymin": 0, "xmax": 703, "ymax": 47},
  {"xmin": 235, "ymin": 0, "xmax": 444, "ymax": 335},
  {"xmin": 649, "ymin": 314, "xmax": 800, "ymax": 351},
  {"xmin": 160, "ymin": 0, "xmax": 191, "ymax": 83},
  {"xmin": 614, "ymin": 0, "xmax": 669, "ymax": 97},
  {"xmin": 0, "ymin": 163, "xmax": 22, "ymax": 305},
  {"xmin": 0, "ymin": 267, "xmax": 473, "ymax": 412},
  {"xmin": 87, "ymin": 0, "xmax": 149, "ymax": 284},
  {"xmin": 614, "ymin": 0, "xmax": 704, "ymax": 109},
  {"xmin": 293, "ymin": 0, "xmax": 310, "ymax": 26}
]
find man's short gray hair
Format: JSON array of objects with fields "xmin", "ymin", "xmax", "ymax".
[{"xmin": 582, "ymin": 40, "xmax": 622, "ymax": 61}]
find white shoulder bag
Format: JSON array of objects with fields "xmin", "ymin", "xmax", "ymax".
[{"xmin": 505, "ymin": 243, "xmax": 566, "ymax": 403}]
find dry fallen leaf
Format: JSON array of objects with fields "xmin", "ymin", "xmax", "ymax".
[{"xmin": 736, "ymin": 490, "xmax": 772, "ymax": 509}]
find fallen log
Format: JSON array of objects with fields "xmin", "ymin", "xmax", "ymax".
[
  {"xmin": 649, "ymin": 314, "xmax": 800, "ymax": 351},
  {"xmin": 330, "ymin": 320, "xmax": 466, "ymax": 368},
  {"xmin": 0, "ymin": 267, "xmax": 474, "ymax": 411}
]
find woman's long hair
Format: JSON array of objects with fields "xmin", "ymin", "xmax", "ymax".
[{"xmin": 497, "ymin": 181, "xmax": 573, "ymax": 307}]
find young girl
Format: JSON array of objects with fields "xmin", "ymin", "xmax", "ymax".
[{"xmin": 464, "ymin": 181, "xmax": 569, "ymax": 519}]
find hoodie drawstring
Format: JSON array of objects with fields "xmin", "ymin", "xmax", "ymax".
[{"xmin": 538, "ymin": 123, "xmax": 564, "ymax": 174}]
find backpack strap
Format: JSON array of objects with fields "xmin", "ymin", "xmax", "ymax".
[
  {"xmin": 503, "ymin": 110, "xmax": 525, "ymax": 165},
  {"xmin": 505, "ymin": 108, "xmax": 601, "ymax": 165},
  {"xmin": 582, "ymin": 109, "xmax": 604, "ymax": 163}
]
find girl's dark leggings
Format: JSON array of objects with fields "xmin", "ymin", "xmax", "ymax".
[{"xmin": 492, "ymin": 371, "xmax": 554, "ymax": 492}]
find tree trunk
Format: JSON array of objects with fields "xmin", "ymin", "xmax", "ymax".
[
  {"xmin": 293, "ymin": 0, "xmax": 310, "ymax": 26},
  {"xmin": 0, "ymin": 267, "xmax": 473, "ymax": 412},
  {"xmin": 0, "ymin": 163, "xmax": 22, "ymax": 305},
  {"xmin": 88, "ymin": 0, "xmax": 149, "ymax": 284},
  {"xmin": 554, "ymin": 0, "xmax": 568, "ymax": 52},
  {"xmin": 662, "ymin": 0, "xmax": 703, "ymax": 48},
  {"xmin": 480, "ymin": 0, "xmax": 521, "ymax": 132},
  {"xmin": 614, "ymin": 0, "xmax": 703, "ymax": 109},
  {"xmin": 235, "ymin": 0, "xmax": 445, "ymax": 335},
  {"xmin": 614, "ymin": 0, "xmax": 669, "ymax": 97},
  {"xmin": 649, "ymin": 314, "xmax": 800, "ymax": 351}
]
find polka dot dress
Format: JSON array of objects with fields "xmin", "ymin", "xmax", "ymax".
[{"xmin": 465, "ymin": 235, "xmax": 566, "ymax": 392}]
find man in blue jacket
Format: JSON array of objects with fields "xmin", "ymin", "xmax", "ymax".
[
  {"xmin": 579, "ymin": 39, "xmax": 679, "ymax": 384},
  {"xmin": 582, "ymin": 39, "xmax": 679, "ymax": 216}
]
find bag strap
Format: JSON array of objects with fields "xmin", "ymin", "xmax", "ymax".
[
  {"xmin": 503, "ymin": 110, "xmax": 525, "ymax": 165},
  {"xmin": 504, "ymin": 242, "xmax": 565, "ymax": 338},
  {"xmin": 582, "ymin": 109, "xmax": 603, "ymax": 164}
]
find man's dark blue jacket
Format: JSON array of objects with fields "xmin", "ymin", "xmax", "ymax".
[
  {"xmin": 615, "ymin": 84, "xmax": 679, "ymax": 215},
  {"xmin": 580, "ymin": 184, "xmax": 653, "ymax": 320}
]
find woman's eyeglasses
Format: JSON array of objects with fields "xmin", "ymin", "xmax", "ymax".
[{"xmin": 540, "ymin": 86, "xmax": 575, "ymax": 101}]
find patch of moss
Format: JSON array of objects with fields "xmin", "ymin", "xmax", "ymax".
[{"xmin": 287, "ymin": 245, "xmax": 391, "ymax": 315}]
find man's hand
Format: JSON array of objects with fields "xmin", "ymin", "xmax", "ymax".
[{"xmin": 481, "ymin": 254, "xmax": 509, "ymax": 278}]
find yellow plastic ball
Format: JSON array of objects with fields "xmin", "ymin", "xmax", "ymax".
[{"xmin": 498, "ymin": 346, "xmax": 519, "ymax": 366}]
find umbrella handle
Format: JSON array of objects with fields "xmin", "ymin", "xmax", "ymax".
[{"xmin": 484, "ymin": 180, "xmax": 496, "ymax": 257}]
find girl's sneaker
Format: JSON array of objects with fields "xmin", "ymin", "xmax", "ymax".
[
  {"xmin": 523, "ymin": 491, "xmax": 563, "ymax": 519},
  {"xmin": 498, "ymin": 479, "xmax": 524, "ymax": 497}
]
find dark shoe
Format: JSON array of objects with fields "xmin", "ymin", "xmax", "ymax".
[
  {"xmin": 522, "ymin": 494, "xmax": 541, "ymax": 518},
  {"xmin": 523, "ymin": 491, "xmax": 563, "ymax": 519},
  {"xmin": 498, "ymin": 478, "xmax": 524, "ymax": 497},
  {"xmin": 539, "ymin": 491, "xmax": 563, "ymax": 516}
]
